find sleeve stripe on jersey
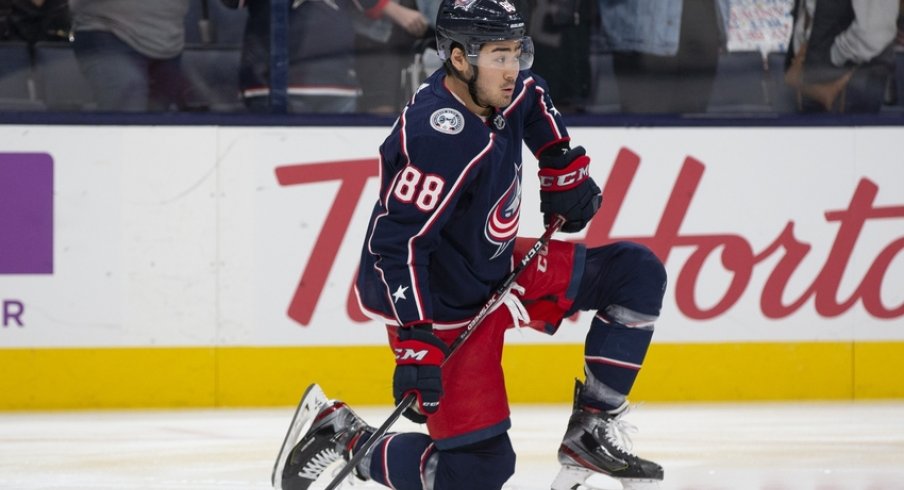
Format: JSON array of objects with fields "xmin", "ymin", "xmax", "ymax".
[
  {"xmin": 531, "ymin": 82, "xmax": 565, "ymax": 141},
  {"xmin": 378, "ymin": 153, "xmax": 390, "ymax": 206},
  {"xmin": 399, "ymin": 106, "xmax": 412, "ymax": 169},
  {"xmin": 368, "ymin": 104, "xmax": 412, "ymax": 325},
  {"xmin": 371, "ymin": 172, "xmax": 405, "ymax": 324}
]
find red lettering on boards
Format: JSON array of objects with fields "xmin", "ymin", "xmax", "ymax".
[
  {"xmin": 275, "ymin": 160, "xmax": 377, "ymax": 326},
  {"xmin": 583, "ymin": 148, "xmax": 904, "ymax": 320},
  {"xmin": 276, "ymin": 147, "xmax": 903, "ymax": 326}
]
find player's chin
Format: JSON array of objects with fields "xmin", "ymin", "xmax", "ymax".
[{"xmin": 494, "ymin": 93, "xmax": 514, "ymax": 107}]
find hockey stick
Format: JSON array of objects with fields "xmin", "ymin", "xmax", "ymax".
[{"xmin": 323, "ymin": 214, "xmax": 567, "ymax": 490}]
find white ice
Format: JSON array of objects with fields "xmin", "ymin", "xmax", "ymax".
[{"xmin": 1, "ymin": 401, "xmax": 903, "ymax": 490}]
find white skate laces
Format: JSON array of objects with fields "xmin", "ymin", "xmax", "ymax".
[
  {"xmin": 556, "ymin": 381, "xmax": 664, "ymax": 488},
  {"xmin": 602, "ymin": 406, "xmax": 639, "ymax": 457},
  {"xmin": 298, "ymin": 443, "xmax": 363, "ymax": 489},
  {"xmin": 298, "ymin": 446, "xmax": 341, "ymax": 480}
]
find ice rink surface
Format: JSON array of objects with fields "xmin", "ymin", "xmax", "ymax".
[{"xmin": 2, "ymin": 400, "xmax": 903, "ymax": 490}]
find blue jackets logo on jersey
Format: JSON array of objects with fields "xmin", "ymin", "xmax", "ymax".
[
  {"xmin": 485, "ymin": 168, "xmax": 521, "ymax": 260},
  {"xmin": 430, "ymin": 108, "xmax": 465, "ymax": 135}
]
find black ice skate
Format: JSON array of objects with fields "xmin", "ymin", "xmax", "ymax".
[
  {"xmin": 552, "ymin": 380, "xmax": 663, "ymax": 490},
  {"xmin": 272, "ymin": 384, "xmax": 374, "ymax": 490}
]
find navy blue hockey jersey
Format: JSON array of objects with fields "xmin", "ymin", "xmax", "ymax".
[{"xmin": 355, "ymin": 69, "xmax": 570, "ymax": 329}]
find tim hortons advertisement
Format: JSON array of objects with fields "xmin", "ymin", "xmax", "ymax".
[
  {"xmin": 236, "ymin": 126, "xmax": 903, "ymax": 347},
  {"xmin": 0, "ymin": 126, "xmax": 901, "ymax": 348}
]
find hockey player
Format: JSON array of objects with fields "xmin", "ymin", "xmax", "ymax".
[{"xmin": 276, "ymin": 0, "xmax": 667, "ymax": 488}]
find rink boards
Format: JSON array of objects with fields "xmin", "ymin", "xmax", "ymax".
[{"xmin": 0, "ymin": 125, "xmax": 902, "ymax": 409}]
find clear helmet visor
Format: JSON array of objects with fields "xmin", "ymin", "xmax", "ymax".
[{"xmin": 465, "ymin": 36, "xmax": 534, "ymax": 71}]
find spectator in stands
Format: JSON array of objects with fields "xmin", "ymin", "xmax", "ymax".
[
  {"xmin": 0, "ymin": 2, "xmax": 7, "ymax": 39},
  {"xmin": 353, "ymin": 0, "xmax": 431, "ymax": 114},
  {"xmin": 898, "ymin": 1, "xmax": 904, "ymax": 47},
  {"xmin": 784, "ymin": 0, "xmax": 899, "ymax": 113},
  {"xmin": 223, "ymin": 0, "xmax": 427, "ymax": 114},
  {"xmin": 69, "ymin": 0, "xmax": 192, "ymax": 111},
  {"xmin": 525, "ymin": 0, "xmax": 594, "ymax": 113},
  {"xmin": 598, "ymin": 0, "xmax": 731, "ymax": 114},
  {"xmin": 0, "ymin": 0, "xmax": 70, "ymax": 45}
]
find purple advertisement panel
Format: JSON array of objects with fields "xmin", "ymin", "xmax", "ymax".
[{"xmin": 0, "ymin": 153, "xmax": 54, "ymax": 274}]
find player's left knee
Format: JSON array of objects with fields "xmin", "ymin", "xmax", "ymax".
[
  {"xmin": 622, "ymin": 242, "xmax": 666, "ymax": 285},
  {"xmin": 616, "ymin": 242, "xmax": 667, "ymax": 315}
]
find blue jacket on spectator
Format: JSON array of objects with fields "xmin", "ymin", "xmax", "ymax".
[{"xmin": 598, "ymin": 0, "xmax": 731, "ymax": 56}]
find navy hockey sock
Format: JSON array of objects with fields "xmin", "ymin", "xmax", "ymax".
[
  {"xmin": 581, "ymin": 313, "xmax": 654, "ymax": 411},
  {"xmin": 367, "ymin": 432, "xmax": 434, "ymax": 489}
]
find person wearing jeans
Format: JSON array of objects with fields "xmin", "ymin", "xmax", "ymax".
[
  {"xmin": 598, "ymin": 0, "xmax": 731, "ymax": 114},
  {"xmin": 69, "ymin": 0, "xmax": 191, "ymax": 111}
]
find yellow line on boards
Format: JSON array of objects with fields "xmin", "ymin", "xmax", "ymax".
[{"xmin": 1, "ymin": 342, "xmax": 902, "ymax": 410}]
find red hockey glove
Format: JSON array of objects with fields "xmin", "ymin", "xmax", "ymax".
[
  {"xmin": 392, "ymin": 324, "xmax": 450, "ymax": 423},
  {"xmin": 538, "ymin": 145, "xmax": 602, "ymax": 233}
]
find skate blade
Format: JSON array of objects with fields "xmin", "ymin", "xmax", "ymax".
[
  {"xmin": 272, "ymin": 384, "xmax": 330, "ymax": 489},
  {"xmin": 619, "ymin": 479, "xmax": 661, "ymax": 490},
  {"xmin": 551, "ymin": 465, "xmax": 661, "ymax": 490},
  {"xmin": 551, "ymin": 465, "xmax": 595, "ymax": 490}
]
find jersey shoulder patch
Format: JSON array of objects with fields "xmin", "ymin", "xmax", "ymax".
[{"xmin": 429, "ymin": 108, "xmax": 465, "ymax": 135}]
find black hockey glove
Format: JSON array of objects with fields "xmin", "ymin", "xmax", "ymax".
[
  {"xmin": 538, "ymin": 145, "xmax": 602, "ymax": 233},
  {"xmin": 393, "ymin": 323, "xmax": 449, "ymax": 423}
]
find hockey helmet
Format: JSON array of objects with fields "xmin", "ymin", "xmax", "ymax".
[{"xmin": 435, "ymin": 0, "xmax": 534, "ymax": 70}]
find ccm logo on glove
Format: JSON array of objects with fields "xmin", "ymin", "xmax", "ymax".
[
  {"xmin": 395, "ymin": 344, "xmax": 445, "ymax": 364},
  {"xmin": 538, "ymin": 155, "xmax": 591, "ymax": 191},
  {"xmin": 537, "ymin": 145, "xmax": 601, "ymax": 233},
  {"xmin": 392, "ymin": 324, "xmax": 450, "ymax": 422}
]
